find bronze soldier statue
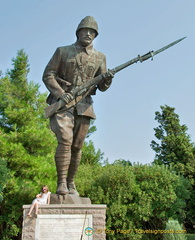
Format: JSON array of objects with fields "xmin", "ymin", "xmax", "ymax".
[
  {"xmin": 42, "ymin": 16, "xmax": 113, "ymax": 195},
  {"xmin": 43, "ymin": 15, "xmax": 185, "ymax": 196}
]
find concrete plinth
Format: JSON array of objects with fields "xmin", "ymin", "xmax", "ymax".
[{"xmin": 22, "ymin": 196, "xmax": 106, "ymax": 240}]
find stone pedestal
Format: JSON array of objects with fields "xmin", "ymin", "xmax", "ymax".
[{"xmin": 22, "ymin": 195, "xmax": 106, "ymax": 240}]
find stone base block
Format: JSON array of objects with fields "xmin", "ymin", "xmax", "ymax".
[
  {"xmin": 22, "ymin": 202, "xmax": 106, "ymax": 240},
  {"xmin": 50, "ymin": 193, "xmax": 91, "ymax": 204}
]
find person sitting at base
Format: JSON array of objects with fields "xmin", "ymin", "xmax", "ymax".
[{"xmin": 27, "ymin": 185, "xmax": 51, "ymax": 218}]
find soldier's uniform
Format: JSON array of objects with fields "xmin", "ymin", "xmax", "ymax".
[{"xmin": 42, "ymin": 16, "xmax": 112, "ymax": 195}]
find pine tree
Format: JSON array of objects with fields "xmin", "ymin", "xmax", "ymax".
[
  {"xmin": 151, "ymin": 105, "xmax": 195, "ymax": 182},
  {"xmin": 0, "ymin": 50, "xmax": 56, "ymax": 239},
  {"xmin": 151, "ymin": 105, "xmax": 195, "ymax": 233},
  {"xmin": 0, "ymin": 158, "xmax": 9, "ymax": 203}
]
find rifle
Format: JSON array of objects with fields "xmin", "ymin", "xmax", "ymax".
[{"xmin": 44, "ymin": 37, "xmax": 186, "ymax": 118}]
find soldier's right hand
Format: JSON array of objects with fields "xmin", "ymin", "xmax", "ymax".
[
  {"xmin": 103, "ymin": 69, "xmax": 114, "ymax": 80},
  {"xmin": 60, "ymin": 92, "xmax": 74, "ymax": 104}
]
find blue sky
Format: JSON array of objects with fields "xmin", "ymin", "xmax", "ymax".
[{"xmin": 1, "ymin": 0, "xmax": 195, "ymax": 164}]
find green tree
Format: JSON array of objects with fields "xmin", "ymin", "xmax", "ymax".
[
  {"xmin": 80, "ymin": 119, "xmax": 104, "ymax": 165},
  {"xmin": 151, "ymin": 105, "xmax": 195, "ymax": 233},
  {"xmin": 0, "ymin": 158, "xmax": 9, "ymax": 203},
  {"xmin": 151, "ymin": 105, "xmax": 195, "ymax": 183},
  {"xmin": 82, "ymin": 163, "xmax": 190, "ymax": 240},
  {"xmin": 113, "ymin": 159, "xmax": 132, "ymax": 166},
  {"xmin": 85, "ymin": 119, "xmax": 97, "ymax": 138},
  {"xmin": 0, "ymin": 50, "xmax": 56, "ymax": 239},
  {"xmin": 81, "ymin": 120, "xmax": 104, "ymax": 165},
  {"xmin": 163, "ymin": 220, "xmax": 187, "ymax": 240},
  {"xmin": 81, "ymin": 140, "xmax": 104, "ymax": 165}
]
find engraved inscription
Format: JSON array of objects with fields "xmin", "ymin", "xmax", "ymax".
[{"xmin": 35, "ymin": 214, "xmax": 93, "ymax": 240}]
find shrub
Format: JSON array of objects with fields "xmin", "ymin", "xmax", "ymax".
[{"xmin": 163, "ymin": 220, "xmax": 187, "ymax": 240}]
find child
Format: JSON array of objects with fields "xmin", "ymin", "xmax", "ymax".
[{"xmin": 27, "ymin": 185, "xmax": 51, "ymax": 217}]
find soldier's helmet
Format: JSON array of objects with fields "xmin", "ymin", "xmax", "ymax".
[{"xmin": 76, "ymin": 16, "xmax": 99, "ymax": 38}]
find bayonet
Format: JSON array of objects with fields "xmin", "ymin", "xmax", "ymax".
[{"xmin": 111, "ymin": 37, "xmax": 186, "ymax": 74}]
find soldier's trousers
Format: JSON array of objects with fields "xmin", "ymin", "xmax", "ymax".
[{"xmin": 50, "ymin": 108, "xmax": 90, "ymax": 187}]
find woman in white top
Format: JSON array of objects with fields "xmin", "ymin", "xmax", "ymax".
[{"xmin": 27, "ymin": 185, "xmax": 51, "ymax": 218}]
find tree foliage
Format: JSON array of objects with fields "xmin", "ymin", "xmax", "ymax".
[
  {"xmin": 81, "ymin": 119, "xmax": 104, "ymax": 165},
  {"xmin": 163, "ymin": 220, "xmax": 187, "ymax": 240},
  {"xmin": 151, "ymin": 105, "xmax": 195, "ymax": 233},
  {"xmin": 0, "ymin": 50, "xmax": 57, "ymax": 239},
  {"xmin": 0, "ymin": 158, "xmax": 9, "ymax": 203},
  {"xmin": 113, "ymin": 159, "xmax": 132, "ymax": 166},
  {"xmin": 81, "ymin": 140, "xmax": 104, "ymax": 165},
  {"xmin": 151, "ymin": 105, "xmax": 195, "ymax": 183},
  {"xmin": 75, "ymin": 164, "xmax": 190, "ymax": 240}
]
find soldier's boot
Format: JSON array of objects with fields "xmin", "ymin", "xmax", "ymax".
[
  {"xmin": 55, "ymin": 147, "xmax": 71, "ymax": 195},
  {"xmin": 67, "ymin": 148, "xmax": 81, "ymax": 195}
]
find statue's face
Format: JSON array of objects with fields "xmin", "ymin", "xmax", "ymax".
[{"xmin": 78, "ymin": 28, "xmax": 96, "ymax": 47}]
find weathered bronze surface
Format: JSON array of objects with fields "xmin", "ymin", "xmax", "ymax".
[{"xmin": 42, "ymin": 16, "xmax": 113, "ymax": 195}]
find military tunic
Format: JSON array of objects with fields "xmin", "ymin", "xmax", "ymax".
[{"xmin": 43, "ymin": 41, "xmax": 111, "ymax": 119}]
